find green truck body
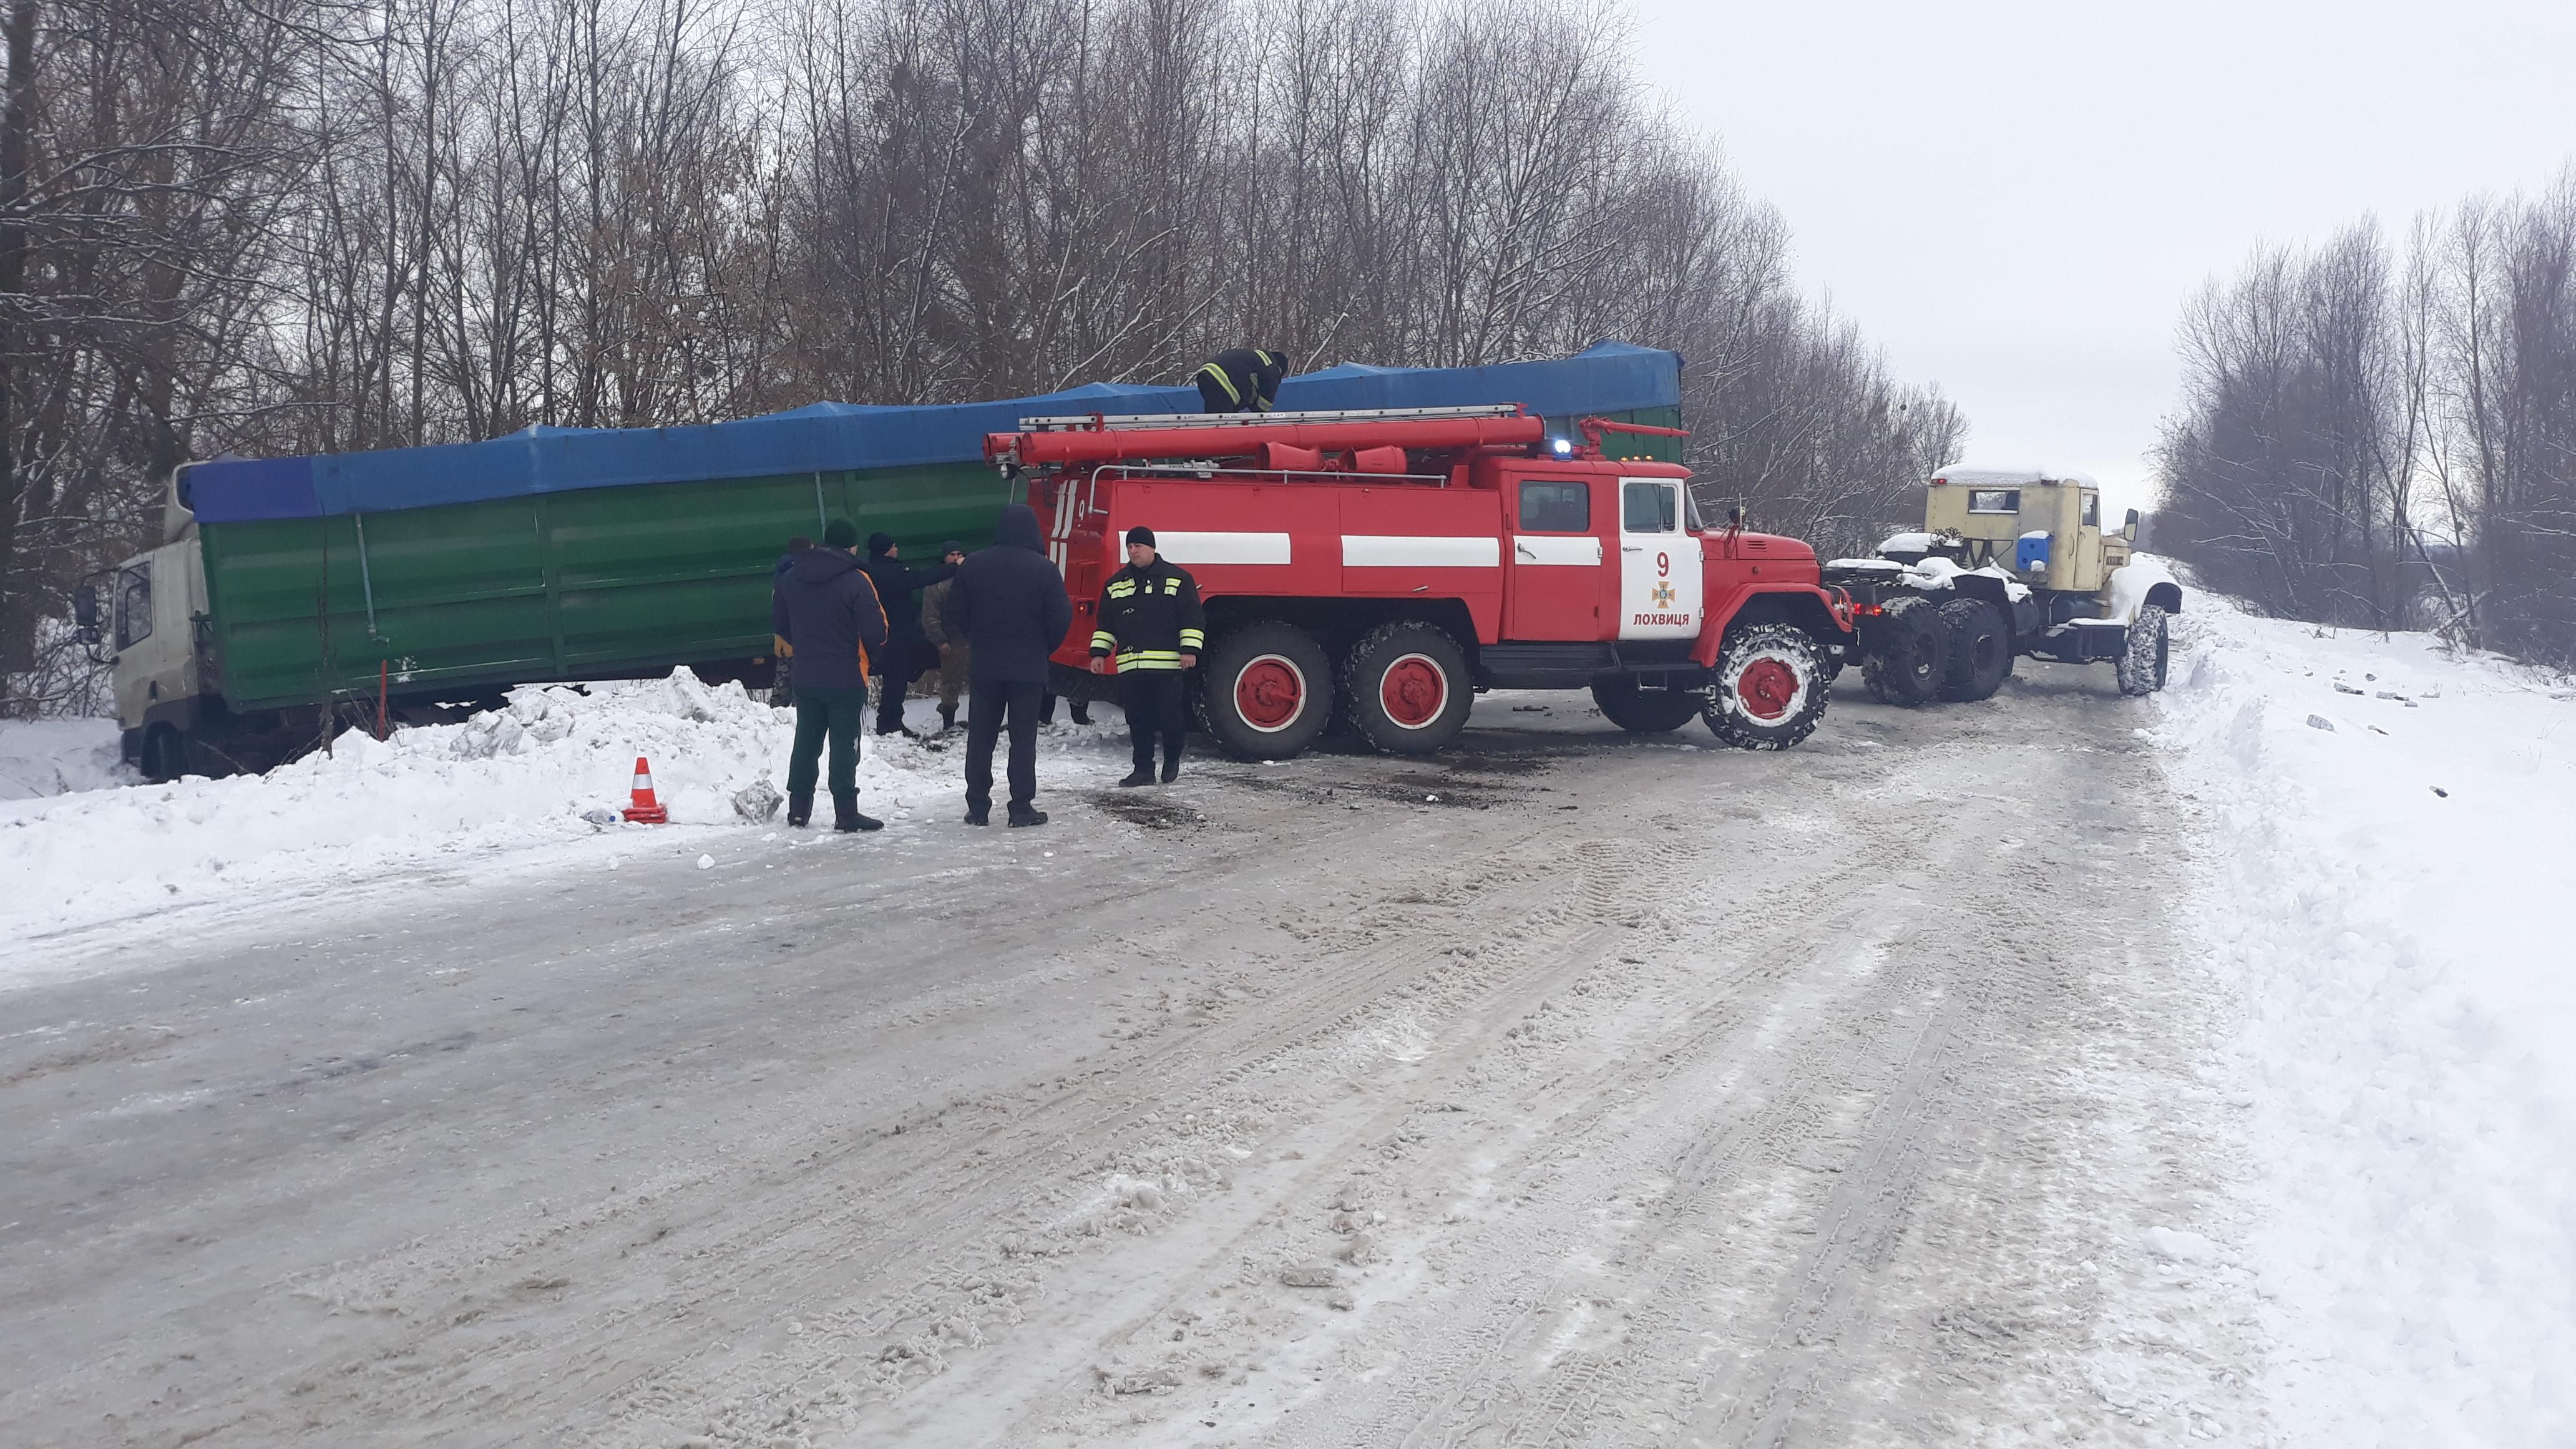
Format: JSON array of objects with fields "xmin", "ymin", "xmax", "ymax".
[{"xmin": 203, "ymin": 459, "xmax": 1013, "ymax": 710}]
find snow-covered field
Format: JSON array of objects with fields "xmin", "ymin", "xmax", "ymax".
[
  {"xmin": 0, "ymin": 716, "xmax": 133, "ymax": 801},
  {"xmin": 2154, "ymin": 596, "xmax": 2576, "ymax": 1447},
  {"xmin": 0, "ymin": 672, "xmax": 1131, "ymax": 982}
]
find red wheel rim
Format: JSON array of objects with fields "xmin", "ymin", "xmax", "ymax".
[
  {"xmin": 1736, "ymin": 657, "xmax": 1800, "ymax": 720},
  {"xmin": 1380, "ymin": 653, "xmax": 1449, "ymax": 728},
  {"xmin": 1235, "ymin": 655, "xmax": 1306, "ymax": 733}
]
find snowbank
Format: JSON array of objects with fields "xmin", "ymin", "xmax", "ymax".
[
  {"xmin": 2153, "ymin": 595, "xmax": 2576, "ymax": 1447},
  {"xmin": 0, "ymin": 671, "xmax": 1126, "ymax": 975},
  {"xmin": 0, "ymin": 718, "xmax": 135, "ymax": 801}
]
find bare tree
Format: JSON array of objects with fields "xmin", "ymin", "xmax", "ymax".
[{"xmin": 2159, "ymin": 168, "xmax": 2576, "ymax": 663}]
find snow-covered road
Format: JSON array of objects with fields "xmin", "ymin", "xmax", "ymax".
[{"xmin": 2, "ymin": 670, "xmax": 2255, "ymax": 1447}]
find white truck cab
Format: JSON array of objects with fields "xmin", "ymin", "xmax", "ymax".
[{"xmin": 74, "ymin": 477, "xmax": 215, "ymax": 779}]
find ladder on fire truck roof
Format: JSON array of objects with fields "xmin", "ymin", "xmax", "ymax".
[{"xmin": 1014, "ymin": 402, "xmax": 1526, "ymax": 432}]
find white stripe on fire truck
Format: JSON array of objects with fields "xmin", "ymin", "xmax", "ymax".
[
  {"xmin": 1149, "ymin": 530, "xmax": 1292, "ymax": 565},
  {"xmin": 1511, "ymin": 535, "xmax": 1602, "ymax": 566},
  {"xmin": 1339, "ymin": 535, "xmax": 1501, "ymax": 568}
]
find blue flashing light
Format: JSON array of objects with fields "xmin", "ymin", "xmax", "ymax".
[{"xmin": 1550, "ymin": 437, "xmax": 1574, "ymax": 457}]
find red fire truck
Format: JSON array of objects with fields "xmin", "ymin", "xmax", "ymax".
[{"xmin": 983, "ymin": 404, "xmax": 1858, "ymax": 760}]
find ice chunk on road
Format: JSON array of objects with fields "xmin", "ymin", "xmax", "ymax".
[{"xmin": 2142, "ymin": 1226, "xmax": 2218, "ymax": 1264}]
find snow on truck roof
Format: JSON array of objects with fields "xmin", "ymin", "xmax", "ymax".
[
  {"xmin": 1931, "ymin": 466, "xmax": 2102, "ymax": 489},
  {"xmin": 184, "ymin": 343, "xmax": 1683, "ymax": 524}
]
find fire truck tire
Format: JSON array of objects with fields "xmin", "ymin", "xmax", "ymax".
[
  {"xmin": 1591, "ymin": 673, "xmax": 1705, "ymax": 734},
  {"xmin": 1704, "ymin": 623, "xmax": 1829, "ymax": 750},
  {"xmin": 2115, "ymin": 603, "xmax": 2170, "ymax": 696},
  {"xmin": 1936, "ymin": 598, "xmax": 2013, "ymax": 701},
  {"xmin": 1860, "ymin": 593, "xmax": 1949, "ymax": 707},
  {"xmin": 1199, "ymin": 622, "xmax": 1334, "ymax": 759},
  {"xmin": 1343, "ymin": 620, "xmax": 1473, "ymax": 755}
]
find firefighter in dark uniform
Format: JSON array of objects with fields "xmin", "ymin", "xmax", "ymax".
[
  {"xmin": 1090, "ymin": 526, "xmax": 1205, "ymax": 786},
  {"xmin": 1194, "ymin": 348, "xmax": 1292, "ymax": 414}
]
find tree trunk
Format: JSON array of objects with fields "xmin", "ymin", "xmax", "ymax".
[{"xmin": 0, "ymin": 0, "xmax": 37, "ymax": 682}]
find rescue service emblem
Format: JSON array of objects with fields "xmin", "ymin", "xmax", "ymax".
[{"xmin": 1650, "ymin": 580, "xmax": 1676, "ymax": 607}]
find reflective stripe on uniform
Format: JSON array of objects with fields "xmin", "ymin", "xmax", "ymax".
[
  {"xmin": 1178, "ymin": 628, "xmax": 1205, "ymax": 650},
  {"xmin": 1196, "ymin": 361, "xmax": 1241, "ymax": 404},
  {"xmin": 1090, "ymin": 630, "xmax": 1116, "ymax": 652},
  {"xmin": 1116, "ymin": 649, "xmax": 1188, "ymax": 670},
  {"xmin": 1105, "ymin": 578, "xmax": 1138, "ymax": 598}
]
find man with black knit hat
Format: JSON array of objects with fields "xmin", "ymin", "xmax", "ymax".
[
  {"xmin": 860, "ymin": 530, "xmax": 957, "ymax": 738},
  {"xmin": 771, "ymin": 518, "xmax": 890, "ymax": 831},
  {"xmin": 1090, "ymin": 525, "xmax": 1204, "ymax": 786}
]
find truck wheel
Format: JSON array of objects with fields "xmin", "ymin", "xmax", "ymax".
[
  {"xmin": 1860, "ymin": 594, "xmax": 1949, "ymax": 707},
  {"xmin": 1199, "ymin": 622, "xmax": 1334, "ymax": 759},
  {"xmin": 1343, "ymin": 620, "xmax": 1473, "ymax": 755},
  {"xmin": 142, "ymin": 724, "xmax": 185, "ymax": 783},
  {"xmin": 1936, "ymin": 598, "xmax": 2013, "ymax": 701},
  {"xmin": 2115, "ymin": 604, "xmax": 2170, "ymax": 695},
  {"xmin": 1591, "ymin": 674, "xmax": 1704, "ymax": 734},
  {"xmin": 1705, "ymin": 624, "xmax": 1828, "ymax": 750}
]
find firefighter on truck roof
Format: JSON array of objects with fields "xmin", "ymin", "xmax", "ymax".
[
  {"xmin": 1090, "ymin": 526, "xmax": 1206, "ymax": 788},
  {"xmin": 1193, "ymin": 348, "xmax": 1291, "ymax": 414}
]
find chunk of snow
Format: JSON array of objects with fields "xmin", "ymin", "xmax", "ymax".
[
  {"xmin": 2142, "ymin": 1226, "xmax": 2218, "ymax": 1264},
  {"xmin": 695, "ymin": 854, "xmax": 715, "ymax": 871}
]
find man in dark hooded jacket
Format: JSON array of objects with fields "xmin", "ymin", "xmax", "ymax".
[
  {"xmin": 939, "ymin": 504, "xmax": 1073, "ymax": 827},
  {"xmin": 771, "ymin": 519, "xmax": 890, "ymax": 831},
  {"xmin": 862, "ymin": 531, "xmax": 958, "ymax": 738}
]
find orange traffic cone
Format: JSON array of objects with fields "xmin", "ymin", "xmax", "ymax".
[{"xmin": 622, "ymin": 756, "xmax": 670, "ymax": 824}]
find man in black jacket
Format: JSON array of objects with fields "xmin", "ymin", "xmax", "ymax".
[
  {"xmin": 772, "ymin": 519, "xmax": 890, "ymax": 831},
  {"xmin": 1194, "ymin": 348, "xmax": 1291, "ymax": 413},
  {"xmin": 1090, "ymin": 526, "xmax": 1204, "ymax": 786},
  {"xmin": 940, "ymin": 504, "xmax": 1073, "ymax": 827},
  {"xmin": 862, "ymin": 531, "xmax": 958, "ymax": 738}
]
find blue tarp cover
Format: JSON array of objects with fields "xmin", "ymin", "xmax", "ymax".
[{"xmin": 186, "ymin": 342, "xmax": 1681, "ymax": 524}]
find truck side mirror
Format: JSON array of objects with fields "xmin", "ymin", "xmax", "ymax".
[
  {"xmin": 1725, "ymin": 505, "xmax": 1745, "ymax": 529},
  {"xmin": 71, "ymin": 583, "xmax": 99, "ymax": 641},
  {"xmin": 2123, "ymin": 507, "xmax": 2140, "ymax": 543}
]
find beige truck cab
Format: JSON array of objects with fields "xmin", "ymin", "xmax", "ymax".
[
  {"xmin": 1822, "ymin": 465, "xmax": 2182, "ymax": 705},
  {"xmin": 1923, "ymin": 468, "xmax": 2130, "ymax": 593}
]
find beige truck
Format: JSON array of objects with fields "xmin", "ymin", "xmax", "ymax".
[{"xmin": 1820, "ymin": 467, "xmax": 2182, "ymax": 705}]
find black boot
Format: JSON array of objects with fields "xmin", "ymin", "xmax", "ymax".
[
  {"xmin": 1007, "ymin": 806, "xmax": 1049, "ymax": 828},
  {"xmin": 786, "ymin": 790, "xmax": 813, "ymax": 827},
  {"xmin": 1117, "ymin": 768, "xmax": 1154, "ymax": 788},
  {"xmin": 832, "ymin": 791, "xmax": 884, "ymax": 832},
  {"xmin": 939, "ymin": 703, "xmax": 956, "ymax": 733},
  {"xmin": 962, "ymin": 804, "xmax": 990, "ymax": 826},
  {"xmin": 1070, "ymin": 703, "xmax": 1092, "ymax": 725},
  {"xmin": 1161, "ymin": 755, "xmax": 1181, "ymax": 784}
]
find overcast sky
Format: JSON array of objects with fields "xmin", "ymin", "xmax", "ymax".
[{"xmin": 1622, "ymin": 0, "xmax": 2576, "ymax": 513}]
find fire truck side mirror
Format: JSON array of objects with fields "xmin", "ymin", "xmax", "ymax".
[
  {"xmin": 2123, "ymin": 507, "xmax": 2140, "ymax": 543},
  {"xmin": 1725, "ymin": 505, "xmax": 1745, "ymax": 529},
  {"xmin": 71, "ymin": 582, "xmax": 99, "ymax": 641}
]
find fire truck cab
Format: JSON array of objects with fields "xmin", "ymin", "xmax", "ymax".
[{"xmin": 985, "ymin": 404, "xmax": 1855, "ymax": 760}]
